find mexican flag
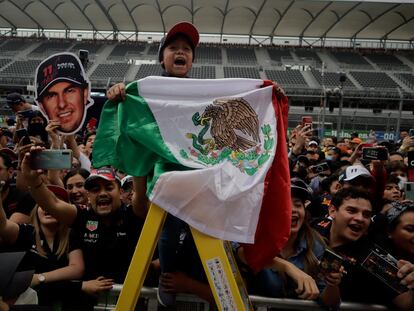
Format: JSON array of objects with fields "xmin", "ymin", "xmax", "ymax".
[{"xmin": 93, "ymin": 77, "xmax": 291, "ymax": 272}]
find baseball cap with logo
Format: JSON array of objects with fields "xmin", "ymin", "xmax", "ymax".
[
  {"xmin": 339, "ymin": 165, "xmax": 373, "ymax": 182},
  {"xmin": 35, "ymin": 53, "xmax": 88, "ymax": 100},
  {"xmin": 158, "ymin": 21, "xmax": 199, "ymax": 63},
  {"xmin": 84, "ymin": 167, "xmax": 120, "ymax": 190}
]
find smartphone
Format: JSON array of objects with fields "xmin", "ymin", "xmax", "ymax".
[
  {"xmin": 405, "ymin": 182, "xmax": 414, "ymax": 200},
  {"xmin": 319, "ymin": 248, "xmax": 343, "ymax": 274},
  {"xmin": 409, "ymin": 129, "xmax": 414, "ymax": 137},
  {"xmin": 362, "ymin": 147, "xmax": 388, "ymax": 161},
  {"xmin": 30, "ymin": 150, "xmax": 72, "ymax": 170},
  {"xmin": 361, "ymin": 246, "xmax": 408, "ymax": 294},
  {"xmin": 15, "ymin": 128, "xmax": 31, "ymax": 146},
  {"xmin": 311, "ymin": 162, "xmax": 330, "ymax": 174},
  {"xmin": 301, "ymin": 116, "xmax": 313, "ymax": 129},
  {"xmin": 18, "ymin": 109, "xmax": 35, "ymax": 119}
]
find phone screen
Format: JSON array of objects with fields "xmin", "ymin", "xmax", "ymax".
[{"xmin": 30, "ymin": 150, "xmax": 72, "ymax": 170}]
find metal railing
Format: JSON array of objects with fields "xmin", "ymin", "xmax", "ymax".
[{"xmin": 94, "ymin": 285, "xmax": 390, "ymax": 311}]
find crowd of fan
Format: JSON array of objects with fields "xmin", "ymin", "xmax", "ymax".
[
  {"xmin": 0, "ymin": 90, "xmax": 413, "ymax": 311},
  {"xmin": 1, "ymin": 20, "xmax": 414, "ymax": 311}
]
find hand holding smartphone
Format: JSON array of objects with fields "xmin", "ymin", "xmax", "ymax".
[
  {"xmin": 319, "ymin": 249, "xmax": 343, "ymax": 275},
  {"xmin": 29, "ymin": 150, "xmax": 72, "ymax": 170}
]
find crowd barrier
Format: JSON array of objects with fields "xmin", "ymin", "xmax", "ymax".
[{"xmin": 94, "ymin": 285, "xmax": 390, "ymax": 311}]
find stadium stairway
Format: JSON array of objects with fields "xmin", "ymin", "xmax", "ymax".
[{"xmin": 87, "ymin": 43, "xmax": 117, "ymax": 77}]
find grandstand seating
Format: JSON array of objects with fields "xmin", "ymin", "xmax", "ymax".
[
  {"xmin": 91, "ymin": 63, "xmax": 130, "ymax": 80},
  {"xmin": 227, "ymin": 47, "xmax": 257, "ymax": 65},
  {"xmin": 364, "ymin": 52, "xmax": 409, "ymax": 71},
  {"xmin": 294, "ymin": 49, "xmax": 322, "ymax": 66},
  {"xmin": 189, "ymin": 66, "xmax": 216, "ymax": 79},
  {"xmin": 196, "ymin": 45, "xmax": 222, "ymax": 64},
  {"xmin": 0, "ymin": 60, "xmax": 41, "ymax": 76},
  {"xmin": 147, "ymin": 44, "xmax": 159, "ymax": 56},
  {"xmin": 396, "ymin": 73, "xmax": 414, "ymax": 89},
  {"xmin": 267, "ymin": 48, "xmax": 293, "ymax": 65},
  {"xmin": 311, "ymin": 69, "xmax": 356, "ymax": 88},
  {"xmin": 0, "ymin": 59, "xmax": 12, "ymax": 70},
  {"xmin": 330, "ymin": 51, "xmax": 372, "ymax": 69},
  {"xmin": 109, "ymin": 42, "xmax": 146, "ymax": 60},
  {"xmin": 223, "ymin": 66, "xmax": 260, "ymax": 79},
  {"xmin": 29, "ymin": 40, "xmax": 73, "ymax": 56},
  {"xmin": 0, "ymin": 39, "xmax": 30, "ymax": 53},
  {"xmin": 265, "ymin": 69, "xmax": 308, "ymax": 87},
  {"xmin": 350, "ymin": 71, "xmax": 399, "ymax": 89},
  {"xmin": 135, "ymin": 64, "xmax": 163, "ymax": 79},
  {"xmin": 71, "ymin": 42, "xmax": 105, "ymax": 56}
]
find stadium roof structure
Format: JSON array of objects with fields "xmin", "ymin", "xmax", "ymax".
[{"xmin": 0, "ymin": 0, "xmax": 414, "ymax": 45}]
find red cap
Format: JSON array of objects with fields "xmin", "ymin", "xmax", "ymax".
[{"xmin": 165, "ymin": 22, "xmax": 199, "ymax": 48}]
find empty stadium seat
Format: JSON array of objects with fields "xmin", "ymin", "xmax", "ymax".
[
  {"xmin": 196, "ymin": 45, "xmax": 222, "ymax": 64},
  {"xmin": 330, "ymin": 51, "xmax": 372, "ymax": 69},
  {"xmin": 0, "ymin": 60, "xmax": 41, "ymax": 77},
  {"xmin": 223, "ymin": 66, "xmax": 260, "ymax": 79},
  {"xmin": 364, "ymin": 53, "xmax": 409, "ymax": 71},
  {"xmin": 227, "ymin": 47, "xmax": 257, "ymax": 65},
  {"xmin": 311, "ymin": 69, "xmax": 356, "ymax": 88},
  {"xmin": 109, "ymin": 42, "xmax": 146, "ymax": 60},
  {"xmin": 294, "ymin": 49, "xmax": 322, "ymax": 66},
  {"xmin": 135, "ymin": 64, "xmax": 163, "ymax": 79},
  {"xmin": 189, "ymin": 66, "xmax": 216, "ymax": 79},
  {"xmin": 70, "ymin": 42, "xmax": 105, "ymax": 56},
  {"xmin": 396, "ymin": 73, "xmax": 414, "ymax": 89},
  {"xmin": 0, "ymin": 59, "xmax": 12, "ymax": 70},
  {"xmin": 265, "ymin": 69, "xmax": 308, "ymax": 87},
  {"xmin": 1, "ymin": 40, "xmax": 30, "ymax": 53},
  {"xmin": 267, "ymin": 48, "xmax": 293, "ymax": 65},
  {"xmin": 91, "ymin": 63, "xmax": 131, "ymax": 80},
  {"xmin": 29, "ymin": 40, "xmax": 73, "ymax": 56},
  {"xmin": 350, "ymin": 71, "xmax": 399, "ymax": 89}
]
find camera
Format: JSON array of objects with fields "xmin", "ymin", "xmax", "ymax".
[{"xmin": 311, "ymin": 162, "xmax": 330, "ymax": 174}]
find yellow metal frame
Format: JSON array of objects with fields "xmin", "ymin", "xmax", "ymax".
[{"xmin": 115, "ymin": 203, "xmax": 252, "ymax": 311}]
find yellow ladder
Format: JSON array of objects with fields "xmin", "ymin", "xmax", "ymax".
[{"xmin": 115, "ymin": 203, "xmax": 253, "ymax": 311}]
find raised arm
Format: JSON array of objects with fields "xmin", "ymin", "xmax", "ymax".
[{"xmin": 21, "ymin": 147, "xmax": 77, "ymax": 226}]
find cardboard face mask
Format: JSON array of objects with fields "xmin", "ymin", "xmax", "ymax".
[{"xmin": 34, "ymin": 52, "xmax": 94, "ymax": 135}]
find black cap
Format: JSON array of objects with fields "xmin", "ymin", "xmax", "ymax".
[
  {"xmin": 0, "ymin": 252, "xmax": 34, "ymax": 298},
  {"xmin": 6, "ymin": 92, "xmax": 24, "ymax": 106},
  {"xmin": 158, "ymin": 22, "xmax": 199, "ymax": 63},
  {"xmin": 291, "ymin": 177, "xmax": 312, "ymax": 202},
  {"xmin": 35, "ymin": 53, "xmax": 88, "ymax": 100}
]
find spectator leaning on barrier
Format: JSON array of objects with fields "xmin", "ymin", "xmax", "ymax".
[
  {"xmin": 20, "ymin": 151, "xmax": 145, "ymax": 309},
  {"xmin": 251, "ymin": 178, "xmax": 342, "ymax": 309},
  {"xmin": 313, "ymin": 188, "xmax": 414, "ymax": 310}
]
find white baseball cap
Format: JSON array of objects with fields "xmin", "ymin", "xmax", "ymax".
[{"xmin": 340, "ymin": 165, "xmax": 373, "ymax": 182}]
